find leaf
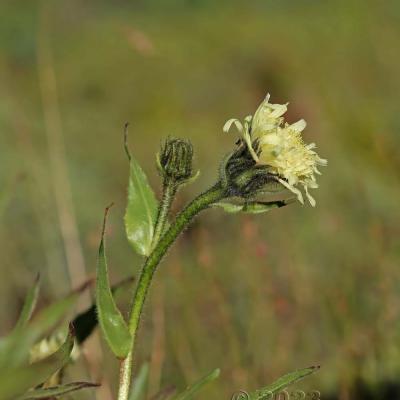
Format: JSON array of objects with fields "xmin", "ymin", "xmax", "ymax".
[
  {"xmin": 73, "ymin": 276, "xmax": 135, "ymax": 344},
  {"xmin": 213, "ymin": 199, "xmax": 292, "ymax": 214},
  {"xmin": 0, "ymin": 275, "xmax": 42, "ymax": 367},
  {"xmin": 249, "ymin": 366, "xmax": 320, "ymax": 400},
  {"xmin": 13, "ymin": 275, "xmax": 41, "ymax": 333},
  {"xmin": 31, "ymin": 323, "xmax": 75, "ymax": 385},
  {"xmin": 212, "ymin": 202, "xmax": 244, "ymax": 213},
  {"xmin": 242, "ymin": 200, "xmax": 289, "ymax": 214},
  {"xmin": 171, "ymin": 368, "xmax": 220, "ymax": 400},
  {"xmin": 0, "ymin": 290, "xmax": 79, "ymax": 370},
  {"xmin": 129, "ymin": 362, "xmax": 149, "ymax": 400},
  {"xmin": 0, "ymin": 363, "xmax": 59, "ymax": 400},
  {"xmin": 124, "ymin": 130, "xmax": 158, "ymax": 256},
  {"xmin": 96, "ymin": 205, "xmax": 132, "ymax": 358},
  {"xmin": 0, "ymin": 325, "xmax": 76, "ymax": 400},
  {"xmin": 15, "ymin": 382, "xmax": 99, "ymax": 399}
]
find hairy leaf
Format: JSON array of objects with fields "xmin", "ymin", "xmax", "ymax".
[
  {"xmin": 124, "ymin": 141, "xmax": 158, "ymax": 256},
  {"xmin": 73, "ymin": 276, "xmax": 134, "ymax": 344},
  {"xmin": 96, "ymin": 206, "xmax": 132, "ymax": 358}
]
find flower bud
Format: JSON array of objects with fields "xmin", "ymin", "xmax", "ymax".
[{"xmin": 157, "ymin": 137, "xmax": 194, "ymax": 184}]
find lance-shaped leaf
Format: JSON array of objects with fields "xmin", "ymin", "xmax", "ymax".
[
  {"xmin": 73, "ymin": 276, "xmax": 134, "ymax": 344},
  {"xmin": 248, "ymin": 366, "xmax": 320, "ymax": 400},
  {"xmin": 15, "ymin": 382, "xmax": 100, "ymax": 399},
  {"xmin": 96, "ymin": 205, "xmax": 132, "ymax": 358},
  {"xmin": 0, "ymin": 325, "xmax": 75, "ymax": 400},
  {"xmin": 171, "ymin": 368, "xmax": 220, "ymax": 400},
  {"xmin": 124, "ymin": 127, "xmax": 158, "ymax": 256}
]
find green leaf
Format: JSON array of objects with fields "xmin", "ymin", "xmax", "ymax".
[
  {"xmin": 0, "ymin": 275, "xmax": 42, "ymax": 368},
  {"xmin": 31, "ymin": 323, "xmax": 75, "ymax": 385},
  {"xmin": 0, "ymin": 290, "xmax": 79, "ymax": 370},
  {"xmin": 124, "ymin": 134, "xmax": 158, "ymax": 256},
  {"xmin": 129, "ymin": 362, "xmax": 149, "ymax": 400},
  {"xmin": 15, "ymin": 382, "xmax": 99, "ymax": 399},
  {"xmin": 0, "ymin": 325, "xmax": 76, "ymax": 400},
  {"xmin": 0, "ymin": 363, "xmax": 59, "ymax": 400},
  {"xmin": 96, "ymin": 205, "xmax": 132, "ymax": 358},
  {"xmin": 171, "ymin": 368, "xmax": 220, "ymax": 400},
  {"xmin": 73, "ymin": 276, "xmax": 135, "ymax": 344},
  {"xmin": 213, "ymin": 199, "xmax": 291, "ymax": 214},
  {"xmin": 13, "ymin": 275, "xmax": 41, "ymax": 333},
  {"xmin": 249, "ymin": 366, "xmax": 320, "ymax": 400},
  {"xmin": 212, "ymin": 201, "xmax": 244, "ymax": 213},
  {"xmin": 242, "ymin": 200, "xmax": 289, "ymax": 214}
]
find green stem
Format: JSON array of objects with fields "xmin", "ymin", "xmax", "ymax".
[
  {"xmin": 117, "ymin": 183, "xmax": 226, "ymax": 400},
  {"xmin": 151, "ymin": 180, "xmax": 177, "ymax": 252}
]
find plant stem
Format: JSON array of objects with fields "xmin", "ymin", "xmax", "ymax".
[
  {"xmin": 151, "ymin": 180, "xmax": 177, "ymax": 252},
  {"xmin": 117, "ymin": 183, "xmax": 226, "ymax": 400}
]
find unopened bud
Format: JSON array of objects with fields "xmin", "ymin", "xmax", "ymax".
[{"xmin": 157, "ymin": 138, "xmax": 194, "ymax": 184}]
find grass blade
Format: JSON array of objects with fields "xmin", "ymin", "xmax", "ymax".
[
  {"xmin": 171, "ymin": 368, "xmax": 220, "ymax": 400},
  {"xmin": 15, "ymin": 381, "xmax": 99, "ymax": 399},
  {"xmin": 0, "ymin": 325, "xmax": 76, "ymax": 400},
  {"xmin": 13, "ymin": 275, "xmax": 41, "ymax": 333},
  {"xmin": 0, "ymin": 290, "xmax": 80, "ymax": 370},
  {"xmin": 249, "ymin": 366, "xmax": 320, "ymax": 399},
  {"xmin": 129, "ymin": 362, "xmax": 149, "ymax": 400}
]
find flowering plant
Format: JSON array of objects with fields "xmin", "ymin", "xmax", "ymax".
[
  {"xmin": 0, "ymin": 94, "xmax": 325, "ymax": 400},
  {"xmin": 110, "ymin": 94, "xmax": 326, "ymax": 398}
]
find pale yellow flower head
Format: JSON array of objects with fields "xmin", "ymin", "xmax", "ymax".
[{"xmin": 223, "ymin": 94, "xmax": 327, "ymax": 206}]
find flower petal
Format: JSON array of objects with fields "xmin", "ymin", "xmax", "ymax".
[{"xmin": 223, "ymin": 118, "xmax": 243, "ymax": 134}]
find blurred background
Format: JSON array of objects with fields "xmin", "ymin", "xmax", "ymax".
[{"xmin": 1, "ymin": 0, "xmax": 399, "ymax": 399}]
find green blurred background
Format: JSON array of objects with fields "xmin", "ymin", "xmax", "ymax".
[{"xmin": 1, "ymin": 0, "xmax": 399, "ymax": 398}]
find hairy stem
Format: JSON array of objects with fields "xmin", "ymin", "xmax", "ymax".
[
  {"xmin": 117, "ymin": 183, "xmax": 226, "ymax": 400},
  {"xmin": 151, "ymin": 180, "xmax": 177, "ymax": 252}
]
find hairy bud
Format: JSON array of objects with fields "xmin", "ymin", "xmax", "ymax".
[{"xmin": 157, "ymin": 137, "xmax": 194, "ymax": 185}]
